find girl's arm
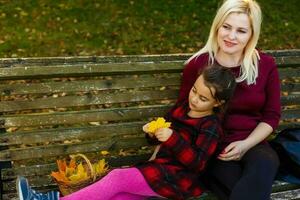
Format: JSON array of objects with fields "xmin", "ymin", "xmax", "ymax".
[{"xmin": 156, "ymin": 119, "xmax": 222, "ymax": 173}]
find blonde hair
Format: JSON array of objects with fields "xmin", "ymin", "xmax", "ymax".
[{"xmin": 186, "ymin": 0, "xmax": 262, "ymax": 84}]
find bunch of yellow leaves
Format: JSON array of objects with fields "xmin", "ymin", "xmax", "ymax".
[
  {"xmin": 146, "ymin": 117, "xmax": 171, "ymax": 134},
  {"xmin": 92, "ymin": 159, "xmax": 109, "ymax": 176},
  {"xmin": 51, "ymin": 154, "xmax": 109, "ymax": 184}
]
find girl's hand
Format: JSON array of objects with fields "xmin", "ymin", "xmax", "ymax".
[
  {"xmin": 155, "ymin": 128, "xmax": 173, "ymax": 142},
  {"xmin": 143, "ymin": 123, "xmax": 153, "ymax": 137},
  {"xmin": 217, "ymin": 140, "xmax": 251, "ymax": 161}
]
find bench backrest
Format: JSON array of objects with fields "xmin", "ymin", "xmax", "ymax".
[{"xmin": 0, "ymin": 50, "xmax": 299, "ymax": 199}]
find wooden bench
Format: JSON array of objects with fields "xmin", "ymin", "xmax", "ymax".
[{"xmin": 0, "ymin": 49, "xmax": 299, "ymax": 200}]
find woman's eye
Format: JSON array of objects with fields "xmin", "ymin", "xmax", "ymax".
[
  {"xmin": 238, "ymin": 30, "xmax": 246, "ymax": 33},
  {"xmin": 223, "ymin": 25, "xmax": 230, "ymax": 29}
]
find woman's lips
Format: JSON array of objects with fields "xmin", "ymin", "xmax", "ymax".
[{"xmin": 224, "ymin": 40, "xmax": 237, "ymax": 47}]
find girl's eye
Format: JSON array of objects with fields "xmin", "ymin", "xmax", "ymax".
[
  {"xmin": 238, "ymin": 29, "xmax": 246, "ymax": 33},
  {"xmin": 199, "ymin": 97, "xmax": 207, "ymax": 102},
  {"xmin": 192, "ymin": 87, "xmax": 197, "ymax": 93}
]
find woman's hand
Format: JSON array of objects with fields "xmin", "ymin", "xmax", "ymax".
[
  {"xmin": 217, "ymin": 140, "xmax": 251, "ymax": 161},
  {"xmin": 155, "ymin": 128, "xmax": 173, "ymax": 142}
]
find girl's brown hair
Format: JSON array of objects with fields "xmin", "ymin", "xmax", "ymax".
[{"xmin": 200, "ymin": 64, "xmax": 237, "ymax": 113}]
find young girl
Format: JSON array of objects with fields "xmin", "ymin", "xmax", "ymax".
[{"xmin": 17, "ymin": 65, "xmax": 236, "ymax": 200}]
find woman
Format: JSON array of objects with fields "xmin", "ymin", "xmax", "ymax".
[{"xmin": 179, "ymin": 0, "xmax": 281, "ymax": 199}]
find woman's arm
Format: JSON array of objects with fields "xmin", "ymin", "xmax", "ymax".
[
  {"xmin": 218, "ymin": 122, "xmax": 272, "ymax": 161},
  {"xmin": 218, "ymin": 56, "xmax": 281, "ymax": 161}
]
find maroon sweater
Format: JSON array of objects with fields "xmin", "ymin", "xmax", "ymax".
[{"xmin": 178, "ymin": 52, "xmax": 281, "ymax": 147}]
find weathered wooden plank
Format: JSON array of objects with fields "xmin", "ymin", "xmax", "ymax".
[
  {"xmin": 0, "ymin": 105, "xmax": 171, "ymax": 128},
  {"xmin": 274, "ymin": 56, "xmax": 300, "ymax": 67},
  {"xmin": 0, "ymin": 72, "xmax": 298, "ymax": 97},
  {"xmin": 281, "ymin": 108, "xmax": 300, "ymax": 120},
  {"xmin": 270, "ymin": 188, "xmax": 300, "ymax": 200},
  {"xmin": 0, "ymin": 57, "xmax": 299, "ymax": 80},
  {"xmin": 281, "ymin": 94, "xmax": 300, "ymax": 106},
  {"xmin": 0, "ymin": 89, "xmax": 178, "ymax": 112},
  {"xmin": 277, "ymin": 122, "xmax": 300, "ymax": 131},
  {"xmin": 0, "ymin": 74, "xmax": 181, "ymax": 96},
  {"xmin": 0, "ymin": 95, "xmax": 300, "ymax": 127},
  {"xmin": 281, "ymin": 83, "xmax": 300, "ymax": 94},
  {"xmin": 0, "ymin": 137, "xmax": 148, "ymax": 161},
  {"xmin": 0, "ymin": 50, "xmax": 299, "ymax": 68},
  {"xmin": 279, "ymin": 67, "xmax": 300, "ymax": 79},
  {"xmin": 0, "ymin": 62, "xmax": 184, "ymax": 80},
  {"xmin": 0, "ymin": 121, "xmax": 145, "ymax": 146},
  {"xmin": 271, "ymin": 181, "xmax": 300, "ymax": 193},
  {"xmin": 0, "ymin": 54, "xmax": 190, "ymax": 68},
  {"xmin": 2, "ymin": 194, "xmax": 17, "ymax": 200}
]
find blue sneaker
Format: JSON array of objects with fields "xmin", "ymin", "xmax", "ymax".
[{"xmin": 16, "ymin": 176, "xmax": 59, "ymax": 200}]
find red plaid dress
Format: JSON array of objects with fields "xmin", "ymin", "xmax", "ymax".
[{"xmin": 135, "ymin": 101, "xmax": 223, "ymax": 200}]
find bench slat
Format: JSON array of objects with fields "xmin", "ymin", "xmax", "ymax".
[
  {"xmin": 0, "ymin": 74, "xmax": 180, "ymax": 96},
  {"xmin": 0, "ymin": 90, "xmax": 178, "ymax": 112},
  {"xmin": 0, "ymin": 122, "xmax": 145, "ymax": 146},
  {"xmin": 1, "ymin": 106, "xmax": 298, "ymax": 128},
  {"xmin": 0, "ymin": 105, "xmax": 171, "ymax": 128},
  {"xmin": 281, "ymin": 108, "xmax": 300, "ymax": 120},
  {"xmin": 281, "ymin": 83, "xmax": 300, "ymax": 94},
  {"xmin": 0, "ymin": 50, "xmax": 298, "ymax": 67},
  {"xmin": 281, "ymin": 94, "xmax": 300, "ymax": 105},
  {"xmin": 0, "ymin": 79, "xmax": 299, "ymax": 99},
  {"xmin": 0, "ymin": 62, "xmax": 184, "ymax": 80},
  {"xmin": 279, "ymin": 67, "xmax": 300, "ymax": 79},
  {"xmin": 0, "ymin": 59, "xmax": 298, "ymax": 80},
  {"xmin": 270, "ymin": 188, "xmax": 300, "ymax": 200},
  {"xmin": 0, "ymin": 92, "xmax": 298, "ymax": 113},
  {"xmin": 0, "ymin": 137, "xmax": 148, "ymax": 161},
  {"xmin": 275, "ymin": 55, "xmax": 300, "ymax": 66}
]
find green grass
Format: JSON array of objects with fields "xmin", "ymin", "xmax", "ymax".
[{"xmin": 0, "ymin": 0, "xmax": 299, "ymax": 58}]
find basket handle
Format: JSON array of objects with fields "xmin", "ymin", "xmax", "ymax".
[{"xmin": 70, "ymin": 153, "xmax": 96, "ymax": 182}]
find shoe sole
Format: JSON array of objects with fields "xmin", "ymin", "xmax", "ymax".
[{"xmin": 16, "ymin": 177, "xmax": 24, "ymax": 200}]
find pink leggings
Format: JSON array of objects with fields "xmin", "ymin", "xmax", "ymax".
[{"xmin": 60, "ymin": 167, "xmax": 162, "ymax": 200}]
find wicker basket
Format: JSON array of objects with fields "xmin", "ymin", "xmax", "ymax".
[{"xmin": 53, "ymin": 153, "xmax": 106, "ymax": 196}]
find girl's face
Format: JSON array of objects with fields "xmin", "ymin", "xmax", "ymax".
[
  {"xmin": 217, "ymin": 12, "xmax": 252, "ymax": 58},
  {"xmin": 188, "ymin": 75, "xmax": 220, "ymax": 118}
]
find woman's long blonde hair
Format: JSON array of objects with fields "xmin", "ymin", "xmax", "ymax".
[{"xmin": 186, "ymin": 0, "xmax": 262, "ymax": 85}]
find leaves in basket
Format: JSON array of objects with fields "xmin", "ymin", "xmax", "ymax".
[
  {"xmin": 68, "ymin": 163, "xmax": 88, "ymax": 182},
  {"xmin": 93, "ymin": 159, "xmax": 109, "ymax": 175},
  {"xmin": 51, "ymin": 157, "xmax": 109, "ymax": 184}
]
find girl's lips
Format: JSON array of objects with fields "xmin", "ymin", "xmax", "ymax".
[
  {"xmin": 224, "ymin": 40, "xmax": 237, "ymax": 47},
  {"xmin": 189, "ymin": 102, "xmax": 195, "ymax": 109}
]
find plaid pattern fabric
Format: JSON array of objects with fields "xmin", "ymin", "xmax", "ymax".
[{"xmin": 136, "ymin": 101, "xmax": 223, "ymax": 200}]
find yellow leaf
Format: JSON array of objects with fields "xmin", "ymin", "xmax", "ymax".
[
  {"xmin": 147, "ymin": 117, "xmax": 171, "ymax": 134},
  {"xmin": 65, "ymin": 166, "xmax": 75, "ymax": 177},
  {"xmin": 100, "ymin": 150, "xmax": 109, "ymax": 156},
  {"xmin": 69, "ymin": 163, "xmax": 88, "ymax": 182}
]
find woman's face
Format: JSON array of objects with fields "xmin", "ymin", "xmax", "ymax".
[{"xmin": 217, "ymin": 12, "xmax": 252, "ymax": 57}]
